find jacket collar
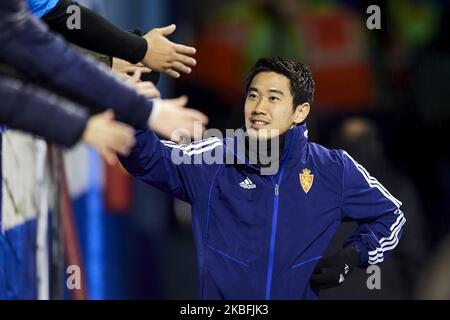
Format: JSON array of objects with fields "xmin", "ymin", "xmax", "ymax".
[{"xmin": 224, "ymin": 123, "xmax": 309, "ymax": 174}]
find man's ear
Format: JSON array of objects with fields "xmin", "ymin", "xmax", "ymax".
[{"xmin": 293, "ymin": 103, "xmax": 310, "ymax": 125}]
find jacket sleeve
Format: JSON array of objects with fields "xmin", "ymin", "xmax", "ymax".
[
  {"xmin": 340, "ymin": 150, "xmax": 406, "ymax": 267},
  {"xmin": 41, "ymin": 0, "xmax": 147, "ymax": 64},
  {"xmin": 0, "ymin": 0, "xmax": 152, "ymax": 129},
  {"xmin": 0, "ymin": 76, "xmax": 88, "ymax": 147},
  {"xmin": 27, "ymin": 0, "xmax": 59, "ymax": 17},
  {"xmin": 119, "ymin": 129, "xmax": 223, "ymax": 204}
]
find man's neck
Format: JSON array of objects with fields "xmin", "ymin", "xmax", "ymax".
[{"xmin": 245, "ymin": 133, "xmax": 286, "ymax": 174}]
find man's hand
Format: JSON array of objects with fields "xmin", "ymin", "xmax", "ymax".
[
  {"xmin": 142, "ymin": 24, "xmax": 196, "ymax": 78},
  {"xmin": 124, "ymin": 70, "xmax": 161, "ymax": 100},
  {"xmin": 149, "ymin": 96, "xmax": 208, "ymax": 140},
  {"xmin": 112, "ymin": 57, "xmax": 152, "ymax": 76},
  {"xmin": 310, "ymin": 246, "xmax": 361, "ymax": 289},
  {"xmin": 82, "ymin": 110, "xmax": 136, "ymax": 165}
]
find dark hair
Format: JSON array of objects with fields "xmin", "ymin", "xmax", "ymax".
[{"xmin": 245, "ymin": 57, "xmax": 315, "ymax": 108}]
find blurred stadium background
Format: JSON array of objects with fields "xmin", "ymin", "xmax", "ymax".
[{"xmin": 1, "ymin": 0, "xmax": 450, "ymax": 299}]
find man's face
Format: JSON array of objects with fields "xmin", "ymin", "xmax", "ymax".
[{"xmin": 245, "ymin": 72, "xmax": 306, "ymax": 139}]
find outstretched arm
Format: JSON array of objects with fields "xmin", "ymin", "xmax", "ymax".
[
  {"xmin": 119, "ymin": 97, "xmax": 215, "ymax": 204},
  {"xmin": 40, "ymin": 0, "xmax": 196, "ymax": 78},
  {"xmin": 0, "ymin": 76, "xmax": 135, "ymax": 165},
  {"xmin": 0, "ymin": 0, "xmax": 153, "ymax": 129}
]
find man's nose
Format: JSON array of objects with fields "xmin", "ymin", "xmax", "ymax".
[{"xmin": 254, "ymin": 98, "xmax": 268, "ymax": 114}]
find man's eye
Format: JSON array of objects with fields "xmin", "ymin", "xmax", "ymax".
[
  {"xmin": 269, "ymin": 96, "xmax": 280, "ymax": 102},
  {"xmin": 248, "ymin": 93, "xmax": 257, "ymax": 99}
]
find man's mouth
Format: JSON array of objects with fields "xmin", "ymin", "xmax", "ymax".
[{"xmin": 250, "ymin": 118, "xmax": 270, "ymax": 129}]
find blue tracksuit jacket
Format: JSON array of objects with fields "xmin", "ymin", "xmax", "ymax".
[
  {"xmin": 120, "ymin": 123, "xmax": 405, "ymax": 300},
  {"xmin": 26, "ymin": 0, "xmax": 59, "ymax": 17}
]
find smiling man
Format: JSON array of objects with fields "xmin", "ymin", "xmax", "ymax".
[
  {"xmin": 119, "ymin": 57, "xmax": 405, "ymax": 299},
  {"xmin": 245, "ymin": 63, "xmax": 310, "ymax": 138}
]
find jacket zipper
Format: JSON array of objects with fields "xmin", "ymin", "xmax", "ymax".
[
  {"xmin": 265, "ymin": 175, "xmax": 283, "ymax": 300},
  {"xmin": 265, "ymin": 139, "xmax": 293, "ymax": 299},
  {"xmin": 227, "ymin": 132, "xmax": 295, "ymax": 299}
]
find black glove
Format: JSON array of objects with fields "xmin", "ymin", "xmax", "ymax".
[{"xmin": 310, "ymin": 245, "xmax": 361, "ymax": 289}]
